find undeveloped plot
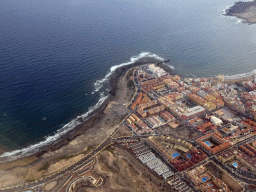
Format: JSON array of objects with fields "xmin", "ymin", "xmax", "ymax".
[{"xmin": 91, "ymin": 146, "xmax": 172, "ymax": 192}]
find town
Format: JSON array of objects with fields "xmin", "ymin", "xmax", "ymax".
[
  {"xmin": 3, "ymin": 63, "xmax": 256, "ymax": 192},
  {"xmin": 117, "ymin": 63, "xmax": 256, "ymax": 192}
]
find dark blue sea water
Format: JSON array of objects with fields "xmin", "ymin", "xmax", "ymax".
[{"xmin": 1, "ymin": 0, "xmax": 256, "ymax": 160}]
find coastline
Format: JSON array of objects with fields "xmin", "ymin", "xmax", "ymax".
[
  {"xmin": 0, "ymin": 56, "xmax": 165, "ymax": 163},
  {"xmin": 0, "ymin": 56, "xmax": 255, "ymax": 188},
  {"xmin": 2, "ymin": 54, "xmax": 250, "ymax": 163},
  {"xmin": 42, "ymin": 56, "xmax": 165, "ymax": 154},
  {"xmin": 223, "ymin": 0, "xmax": 256, "ymax": 24}
]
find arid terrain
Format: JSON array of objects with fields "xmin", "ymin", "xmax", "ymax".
[
  {"xmin": 79, "ymin": 145, "xmax": 172, "ymax": 192},
  {"xmin": 0, "ymin": 67, "xmax": 136, "ymax": 188}
]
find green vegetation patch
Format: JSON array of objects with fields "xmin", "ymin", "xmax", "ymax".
[
  {"xmin": 105, "ymin": 145, "xmax": 115, "ymax": 157},
  {"xmin": 127, "ymin": 80, "xmax": 135, "ymax": 90},
  {"xmin": 126, "ymin": 68, "xmax": 135, "ymax": 80},
  {"xmin": 26, "ymin": 177, "xmax": 36, "ymax": 183},
  {"xmin": 81, "ymin": 146, "xmax": 93, "ymax": 154},
  {"xmin": 38, "ymin": 162, "xmax": 50, "ymax": 172}
]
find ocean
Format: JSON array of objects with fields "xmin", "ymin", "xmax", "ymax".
[{"xmin": 0, "ymin": 0, "xmax": 256, "ymax": 161}]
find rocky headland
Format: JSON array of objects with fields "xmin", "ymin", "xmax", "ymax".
[{"xmin": 224, "ymin": 1, "xmax": 256, "ymax": 24}]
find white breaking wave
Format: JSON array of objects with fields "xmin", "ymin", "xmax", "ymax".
[
  {"xmin": 222, "ymin": 6, "xmax": 232, "ymax": 15},
  {"xmin": 225, "ymin": 70, "xmax": 256, "ymax": 79},
  {"xmin": 221, "ymin": 12, "xmax": 244, "ymax": 24},
  {"xmin": 165, "ymin": 64, "xmax": 175, "ymax": 70},
  {"xmin": 221, "ymin": 1, "xmax": 255, "ymax": 24},
  {"xmin": 0, "ymin": 52, "xmax": 165, "ymax": 162},
  {"xmin": 0, "ymin": 94, "xmax": 109, "ymax": 162},
  {"xmin": 185, "ymin": 74, "xmax": 196, "ymax": 78},
  {"xmin": 92, "ymin": 52, "xmax": 165, "ymax": 94}
]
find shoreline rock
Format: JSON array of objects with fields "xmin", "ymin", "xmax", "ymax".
[
  {"xmin": 0, "ymin": 57, "xmax": 167, "ymax": 163},
  {"xmin": 224, "ymin": 1, "xmax": 256, "ymax": 25}
]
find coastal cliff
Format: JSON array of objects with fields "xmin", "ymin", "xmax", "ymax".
[{"xmin": 224, "ymin": 1, "xmax": 256, "ymax": 24}]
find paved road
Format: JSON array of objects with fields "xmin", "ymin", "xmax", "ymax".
[
  {"xmin": 2, "ymin": 62, "xmax": 256, "ymax": 191},
  {"xmin": 3, "ymin": 133, "xmax": 256, "ymax": 191},
  {"xmin": 210, "ymin": 156, "xmax": 256, "ymax": 185},
  {"xmin": 1, "ymin": 129, "xmax": 119, "ymax": 192}
]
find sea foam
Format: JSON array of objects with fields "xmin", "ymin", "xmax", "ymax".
[
  {"xmin": 92, "ymin": 52, "xmax": 164, "ymax": 94},
  {"xmin": 0, "ymin": 52, "xmax": 165, "ymax": 162},
  {"xmin": 0, "ymin": 93, "xmax": 108, "ymax": 162},
  {"xmin": 221, "ymin": 1, "xmax": 255, "ymax": 24},
  {"xmin": 225, "ymin": 69, "xmax": 256, "ymax": 79}
]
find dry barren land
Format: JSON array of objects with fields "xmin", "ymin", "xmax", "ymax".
[
  {"xmin": 0, "ymin": 67, "xmax": 136, "ymax": 189},
  {"xmin": 79, "ymin": 146, "xmax": 172, "ymax": 192}
]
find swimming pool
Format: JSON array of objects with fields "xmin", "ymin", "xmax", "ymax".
[
  {"xmin": 204, "ymin": 141, "xmax": 212, "ymax": 147},
  {"xmin": 186, "ymin": 154, "xmax": 192, "ymax": 159},
  {"xmin": 172, "ymin": 152, "xmax": 180, "ymax": 158},
  {"xmin": 232, "ymin": 162, "xmax": 238, "ymax": 168},
  {"xmin": 202, "ymin": 176, "xmax": 209, "ymax": 182}
]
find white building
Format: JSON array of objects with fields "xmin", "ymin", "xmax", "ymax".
[
  {"xmin": 148, "ymin": 64, "xmax": 166, "ymax": 78},
  {"xmin": 210, "ymin": 116, "xmax": 223, "ymax": 126}
]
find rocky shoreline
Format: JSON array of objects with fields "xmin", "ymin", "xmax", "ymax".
[
  {"xmin": 224, "ymin": 1, "xmax": 256, "ymax": 24},
  {"xmin": 0, "ymin": 57, "xmax": 167, "ymax": 163}
]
